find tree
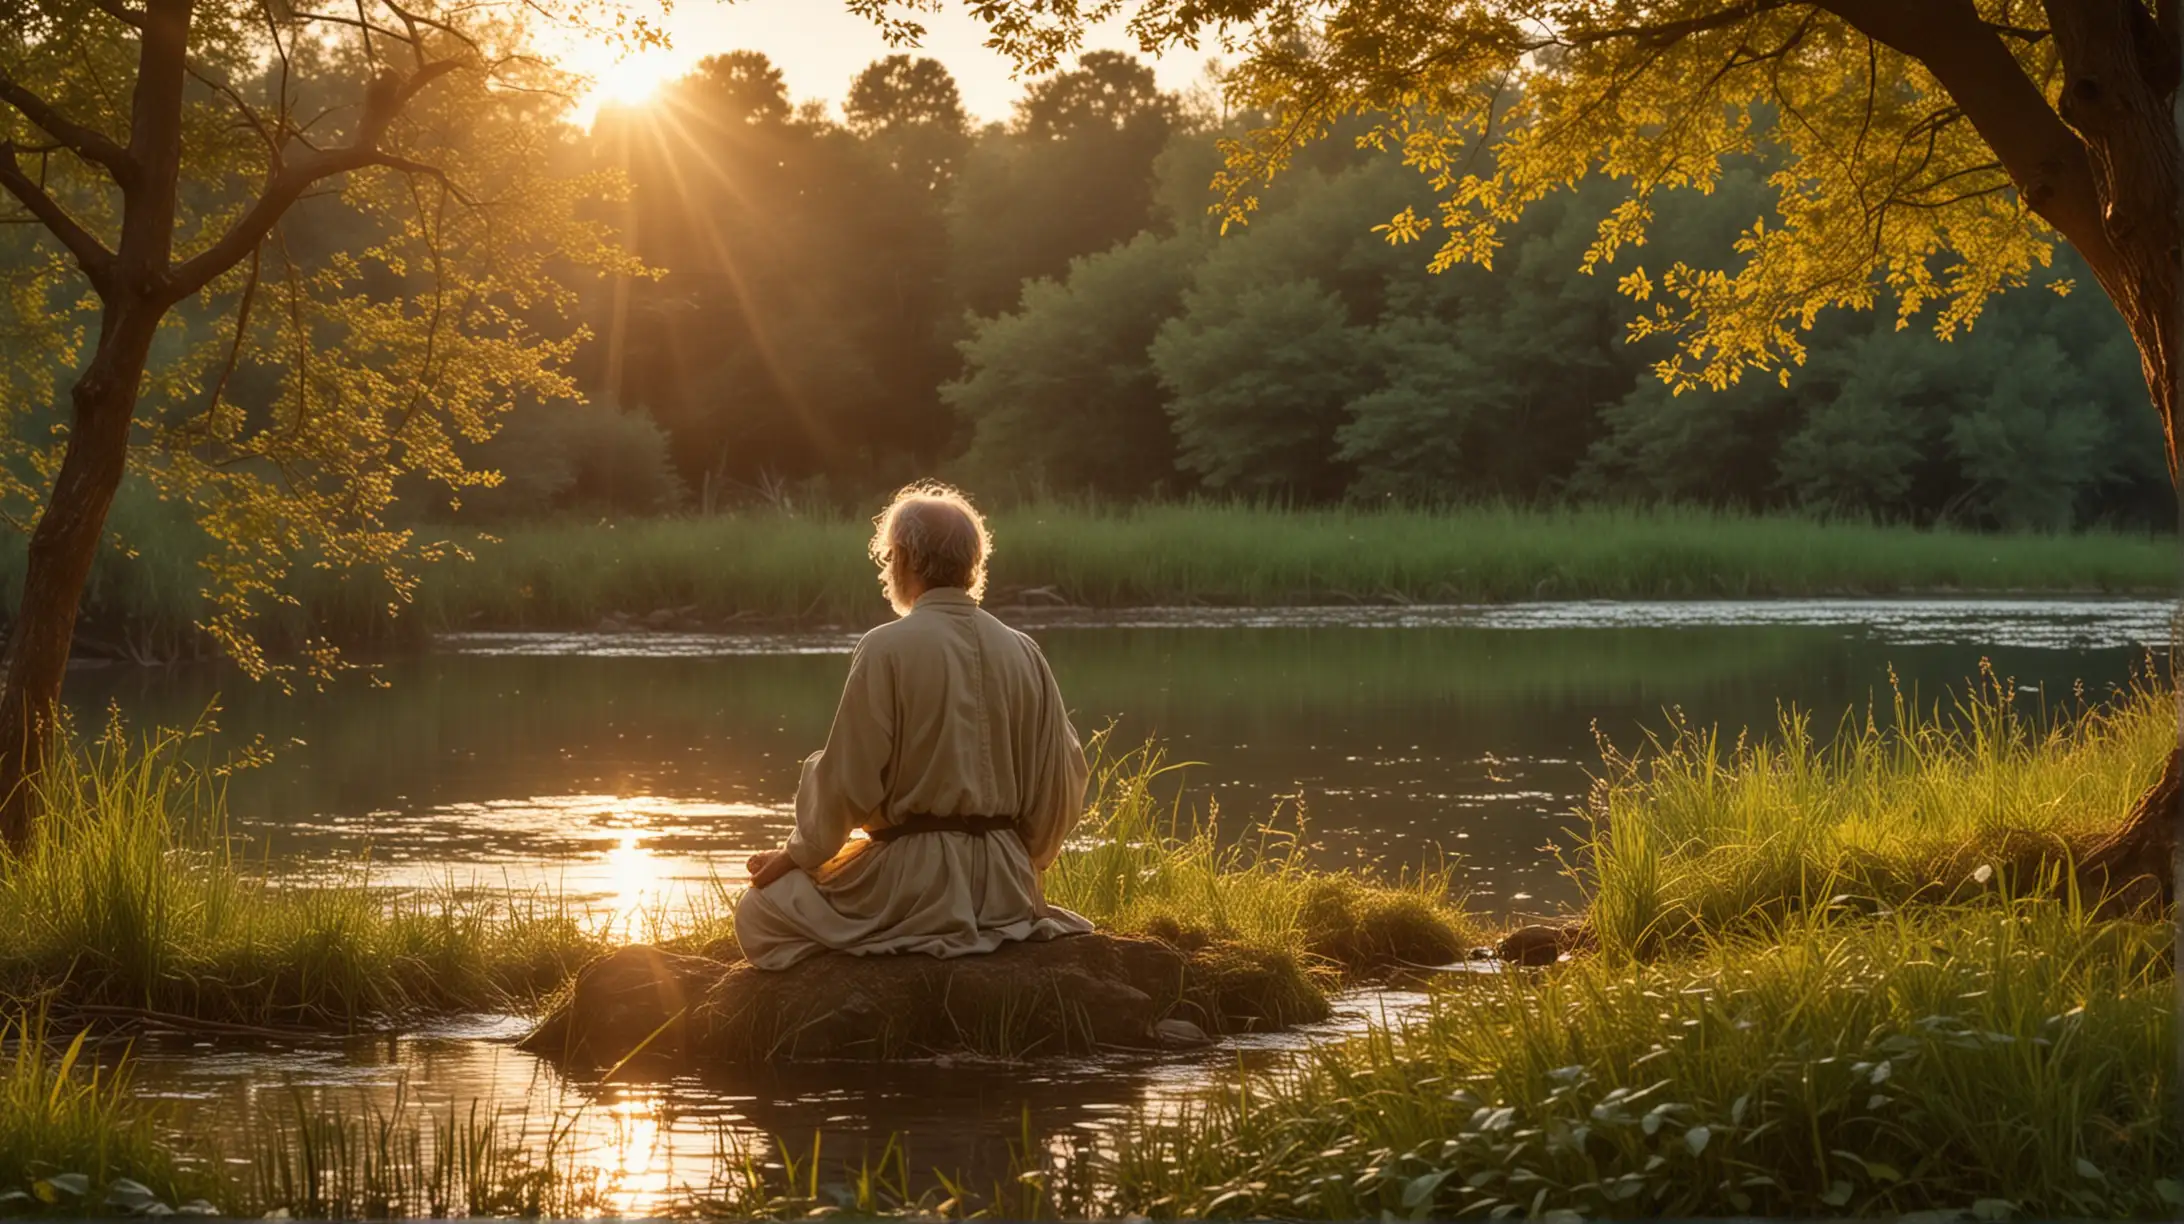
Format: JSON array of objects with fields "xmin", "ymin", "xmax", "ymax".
[
  {"xmin": 909, "ymin": 0, "xmax": 2182, "ymax": 894},
  {"xmin": 845, "ymin": 54, "xmax": 970, "ymax": 193},
  {"xmin": 592, "ymin": 52, "xmax": 965, "ymax": 492},
  {"xmin": 946, "ymin": 231, "xmax": 1199, "ymax": 496},
  {"xmin": 0, "ymin": 0, "xmax": 636, "ymax": 845},
  {"xmin": 946, "ymin": 51, "xmax": 1183, "ymax": 316}
]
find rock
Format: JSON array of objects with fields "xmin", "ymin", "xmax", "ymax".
[
  {"xmin": 1496, "ymin": 922, "xmax": 1592, "ymax": 967},
  {"xmin": 519, "ymin": 944, "xmax": 723, "ymax": 1065},
  {"xmin": 1151, "ymin": 1018, "xmax": 1212, "ymax": 1049},
  {"xmin": 523, "ymin": 933, "xmax": 1221, "ymax": 1067}
]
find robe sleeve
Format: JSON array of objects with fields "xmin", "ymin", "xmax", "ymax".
[
  {"xmin": 1015, "ymin": 638, "xmax": 1088, "ymax": 872},
  {"xmin": 783, "ymin": 637, "xmax": 895, "ymax": 871}
]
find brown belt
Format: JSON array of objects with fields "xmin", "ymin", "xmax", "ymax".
[{"xmin": 865, "ymin": 814, "xmax": 1019, "ymax": 843}]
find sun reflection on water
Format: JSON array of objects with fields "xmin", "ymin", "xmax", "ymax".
[{"xmin": 602, "ymin": 824, "xmax": 667, "ymax": 942}]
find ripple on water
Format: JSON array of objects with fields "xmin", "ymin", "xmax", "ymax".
[{"xmin": 439, "ymin": 599, "xmax": 2177, "ymax": 658}]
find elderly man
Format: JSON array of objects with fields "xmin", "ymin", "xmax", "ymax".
[{"xmin": 733, "ymin": 482, "xmax": 1095, "ymax": 969}]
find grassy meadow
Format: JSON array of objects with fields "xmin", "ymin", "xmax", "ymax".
[{"xmin": 36, "ymin": 499, "xmax": 2182, "ymax": 653}]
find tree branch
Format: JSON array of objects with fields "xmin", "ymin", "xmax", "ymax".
[
  {"xmin": 0, "ymin": 140, "xmax": 116, "ymax": 290},
  {"xmin": 1569, "ymin": 0, "xmax": 1794, "ymax": 50},
  {"xmin": 86, "ymin": 0, "xmax": 146, "ymax": 27},
  {"xmin": 161, "ymin": 60, "xmax": 466, "ymax": 303},
  {"xmin": 1817, "ymin": 0, "xmax": 2120, "ymax": 281},
  {"xmin": 0, "ymin": 71, "xmax": 135, "ymax": 183}
]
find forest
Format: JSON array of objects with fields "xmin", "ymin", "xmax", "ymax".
[
  {"xmin": 2, "ymin": 46, "xmax": 2164, "ymax": 535},
  {"xmin": 549, "ymin": 50, "xmax": 2168, "ymax": 531}
]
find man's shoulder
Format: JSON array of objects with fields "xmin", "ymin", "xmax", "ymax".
[
  {"xmin": 973, "ymin": 608, "xmax": 1048, "ymax": 660},
  {"xmin": 852, "ymin": 617, "xmax": 917, "ymax": 658}
]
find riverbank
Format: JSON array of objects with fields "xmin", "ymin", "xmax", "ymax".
[
  {"xmin": 0, "ymin": 677, "xmax": 2169, "ymax": 1216},
  {"xmin": 376, "ymin": 505, "xmax": 2183, "ymax": 631},
  {"xmin": 32, "ymin": 503, "xmax": 2182, "ymax": 655}
]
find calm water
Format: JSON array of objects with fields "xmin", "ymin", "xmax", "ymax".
[{"xmin": 88, "ymin": 598, "xmax": 2171, "ymax": 1209}]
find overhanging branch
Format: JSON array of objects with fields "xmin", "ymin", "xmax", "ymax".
[
  {"xmin": 0, "ymin": 140, "xmax": 116, "ymax": 291},
  {"xmin": 161, "ymin": 60, "xmax": 467, "ymax": 303},
  {"xmin": 0, "ymin": 71, "xmax": 135, "ymax": 183}
]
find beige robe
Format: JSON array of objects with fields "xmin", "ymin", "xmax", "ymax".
[{"xmin": 732, "ymin": 588, "xmax": 1095, "ymax": 969}]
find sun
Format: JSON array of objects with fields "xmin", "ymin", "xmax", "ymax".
[
  {"xmin": 555, "ymin": 41, "xmax": 684, "ymax": 124},
  {"xmin": 587, "ymin": 50, "xmax": 670, "ymax": 108}
]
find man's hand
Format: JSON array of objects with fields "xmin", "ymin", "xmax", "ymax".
[{"xmin": 745, "ymin": 848, "xmax": 798, "ymax": 890}]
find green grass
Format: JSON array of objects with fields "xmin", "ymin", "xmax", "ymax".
[
  {"xmin": 0, "ymin": 722, "xmax": 608, "ymax": 1030},
  {"xmin": 33, "ymin": 500, "xmax": 2177, "ymax": 650},
  {"xmin": 377, "ymin": 503, "xmax": 2179, "ymax": 631},
  {"xmin": 1071, "ymin": 897, "xmax": 2175, "ymax": 1219},
  {"xmin": 0, "ymin": 678, "xmax": 2172, "ymax": 1217},
  {"xmin": 1580, "ymin": 666, "xmax": 2177, "ymax": 961},
  {"xmin": 1050, "ymin": 737, "xmax": 1476, "ymax": 967},
  {"xmin": 0, "ymin": 1012, "xmax": 219, "ymax": 1216}
]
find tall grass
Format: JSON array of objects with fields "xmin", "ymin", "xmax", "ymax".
[
  {"xmin": 241, "ymin": 1091, "xmax": 601, "ymax": 1219},
  {"xmin": 1580, "ymin": 666, "xmax": 2177, "ymax": 960},
  {"xmin": 1077, "ymin": 898, "xmax": 2176, "ymax": 1219},
  {"xmin": 0, "ymin": 722, "xmax": 608, "ymax": 1029},
  {"xmin": 44, "ymin": 501, "xmax": 2179, "ymax": 649},
  {"xmin": 387, "ymin": 504, "xmax": 2179, "ymax": 630},
  {"xmin": 0, "ymin": 1013, "xmax": 217, "ymax": 1214},
  {"xmin": 1048, "ymin": 738, "xmax": 1475, "ymax": 977}
]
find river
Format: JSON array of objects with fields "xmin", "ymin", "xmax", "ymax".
[{"xmin": 80, "ymin": 598, "xmax": 2169, "ymax": 1210}]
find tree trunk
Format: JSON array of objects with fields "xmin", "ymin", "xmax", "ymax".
[
  {"xmin": 2077, "ymin": 740, "xmax": 2181, "ymax": 913},
  {"xmin": 0, "ymin": 0, "xmax": 191, "ymax": 851},
  {"xmin": 2032, "ymin": 0, "xmax": 2183, "ymax": 906},
  {"xmin": 0, "ymin": 306, "xmax": 159, "ymax": 850}
]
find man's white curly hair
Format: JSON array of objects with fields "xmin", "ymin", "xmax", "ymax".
[{"xmin": 869, "ymin": 481, "xmax": 991, "ymax": 615}]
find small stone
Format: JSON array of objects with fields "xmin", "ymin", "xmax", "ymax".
[
  {"xmin": 1151, "ymin": 1018, "xmax": 1212, "ymax": 1048},
  {"xmin": 1497, "ymin": 924, "xmax": 1577, "ymax": 967}
]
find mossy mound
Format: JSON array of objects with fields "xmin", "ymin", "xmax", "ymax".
[{"xmin": 1297, "ymin": 877, "xmax": 1469, "ymax": 972}]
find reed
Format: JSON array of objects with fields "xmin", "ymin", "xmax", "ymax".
[
  {"xmin": 375, "ymin": 503, "xmax": 2179, "ymax": 632},
  {"xmin": 0, "ymin": 720, "xmax": 609, "ymax": 1029},
  {"xmin": 32, "ymin": 501, "xmax": 2177, "ymax": 651},
  {"xmin": 0, "ymin": 1012, "xmax": 217, "ymax": 1216},
  {"xmin": 1579, "ymin": 664, "xmax": 2177, "ymax": 960},
  {"xmin": 1047, "ymin": 735, "xmax": 1476, "ymax": 979},
  {"xmin": 240, "ymin": 1089, "xmax": 601, "ymax": 1219}
]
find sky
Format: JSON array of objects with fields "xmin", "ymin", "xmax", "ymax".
[{"xmin": 570, "ymin": 0, "xmax": 1214, "ymax": 124}]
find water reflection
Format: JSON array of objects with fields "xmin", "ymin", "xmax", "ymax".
[
  {"xmin": 67, "ymin": 599, "xmax": 2169, "ymax": 921},
  {"xmin": 128, "ymin": 988, "xmax": 1441, "ymax": 1216}
]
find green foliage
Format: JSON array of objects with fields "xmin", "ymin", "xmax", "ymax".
[
  {"xmin": 945, "ymin": 233, "xmax": 1200, "ymax": 497},
  {"xmin": 945, "ymin": 51, "xmax": 1183, "ymax": 318},
  {"xmin": 445, "ymin": 400, "xmax": 684, "ymax": 520},
  {"xmin": 0, "ymin": 1014, "xmax": 217, "ymax": 1216},
  {"xmin": 382, "ymin": 503, "xmax": 2174, "ymax": 631},
  {"xmin": 1081, "ymin": 900, "xmax": 2175, "ymax": 1219},
  {"xmin": 1154, "ymin": 279, "xmax": 1367, "ymax": 496},
  {"xmin": 945, "ymin": 126, "xmax": 2160, "ymax": 524}
]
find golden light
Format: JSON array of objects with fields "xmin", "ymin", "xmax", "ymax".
[
  {"xmin": 588, "ymin": 51, "xmax": 669, "ymax": 107},
  {"xmin": 603, "ymin": 826, "xmax": 666, "ymax": 941}
]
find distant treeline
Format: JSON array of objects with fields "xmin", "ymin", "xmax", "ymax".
[
  {"xmin": 0, "ymin": 49, "xmax": 2164, "ymax": 534},
  {"xmin": 541, "ymin": 50, "xmax": 2169, "ymax": 532}
]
